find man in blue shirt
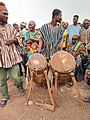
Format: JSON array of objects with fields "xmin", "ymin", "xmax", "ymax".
[{"xmin": 67, "ymin": 15, "xmax": 81, "ymax": 43}]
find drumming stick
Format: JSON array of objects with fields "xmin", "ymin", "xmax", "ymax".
[
  {"xmin": 26, "ymin": 71, "xmax": 34, "ymax": 106},
  {"xmin": 70, "ymin": 72, "xmax": 84, "ymax": 110},
  {"xmin": 35, "ymin": 102, "xmax": 54, "ymax": 111},
  {"xmin": 54, "ymin": 72, "xmax": 59, "ymax": 107},
  {"xmin": 44, "ymin": 70, "xmax": 55, "ymax": 107}
]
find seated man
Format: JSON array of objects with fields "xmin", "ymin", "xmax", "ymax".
[
  {"xmin": 83, "ymin": 43, "xmax": 90, "ymax": 103},
  {"xmin": 67, "ymin": 35, "xmax": 86, "ymax": 86}
]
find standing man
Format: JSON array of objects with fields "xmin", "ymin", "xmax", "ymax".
[
  {"xmin": 18, "ymin": 22, "xmax": 28, "ymax": 76},
  {"xmin": 67, "ymin": 15, "xmax": 81, "ymax": 44},
  {"xmin": 0, "ymin": 2, "xmax": 24, "ymax": 107},
  {"xmin": 61, "ymin": 21, "xmax": 69, "ymax": 50},
  {"xmin": 40, "ymin": 9, "xmax": 64, "ymax": 59},
  {"xmin": 25, "ymin": 21, "xmax": 42, "ymax": 57},
  {"xmin": 80, "ymin": 19, "xmax": 90, "ymax": 46}
]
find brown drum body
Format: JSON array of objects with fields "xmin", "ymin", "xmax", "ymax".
[
  {"xmin": 56, "ymin": 73, "xmax": 70, "ymax": 86},
  {"xmin": 50, "ymin": 51, "xmax": 76, "ymax": 86},
  {"xmin": 28, "ymin": 53, "xmax": 47, "ymax": 85}
]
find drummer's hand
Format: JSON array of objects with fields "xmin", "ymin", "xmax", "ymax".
[
  {"xmin": 58, "ymin": 44, "xmax": 62, "ymax": 50},
  {"xmin": 37, "ymin": 48, "xmax": 42, "ymax": 53}
]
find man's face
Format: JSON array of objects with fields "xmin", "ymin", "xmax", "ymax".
[
  {"xmin": 56, "ymin": 12, "xmax": 62, "ymax": 23},
  {"xmin": 83, "ymin": 21, "xmax": 90, "ymax": 29},
  {"xmin": 73, "ymin": 17, "xmax": 78, "ymax": 24},
  {"xmin": 20, "ymin": 25, "xmax": 25, "ymax": 30},
  {"xmin": 72, "ymin": 38, "xmax": 78, "ymax": 44},
  {"xmin": 0, "ymin": 7, "xmax": 8, "ymax": 23},
  {"xmin": 13, "ymin": 24, "xmax": 19, "ymax": 32},
  {"xmin": 28, "ymin": 22, "xmax": 35, "ymax": 31}
]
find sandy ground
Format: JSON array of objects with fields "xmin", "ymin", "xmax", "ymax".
[{"xmin": 0, "ymin": 76, "xmax": 90, "ymax": 120}]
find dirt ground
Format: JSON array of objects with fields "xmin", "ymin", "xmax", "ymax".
[{"xmin": 0, "ymin": 76, "xmax": 90, "ymax": 120}]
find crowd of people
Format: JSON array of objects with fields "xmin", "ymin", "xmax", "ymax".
[{"xmin": 0, "ymin": 1, "xmax": 90, "ymax": 107}]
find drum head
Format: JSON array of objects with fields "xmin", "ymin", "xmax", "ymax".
[
  {"xmin": 50, "ymin": 51, "xmax": 76, "ymax": 73},
  {"xmin": 29, "ymin": 53, "xmax": 47, "ymax": 71}
]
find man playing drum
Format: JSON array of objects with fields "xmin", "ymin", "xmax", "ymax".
[{"xmin": 40, "ymin": 9, "xmax": 64, "ymax": 60}]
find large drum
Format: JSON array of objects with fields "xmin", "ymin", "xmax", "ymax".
[
  {"xmin": 50, "ymin": 51, "xmax": 76, "ymax": 85},
  {"xmin": 28, "ymin": 53, "xmax": 47, "ymax": 85}
]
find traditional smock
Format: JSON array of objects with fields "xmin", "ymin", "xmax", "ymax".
[
  {"xmin": 40, "ymin": 23, "xmax": 63, "ymax": 59},
  {"xmin": 0, "ymin": 24, "xmax": 22, "ymax": 68}
]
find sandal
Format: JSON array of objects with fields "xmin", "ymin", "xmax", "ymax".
[
  {"xmin": 0, "ymin": 100, "xmax": 8, "ymax": 107},
  {"xmin": 83, "ymin": 96, "xmax": 90, "ymax": 103}
]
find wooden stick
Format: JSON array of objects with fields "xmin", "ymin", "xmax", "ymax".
[
  {"xmin": 35, "ymin": 102, "xmax": 55, "ymax": 111},
  {"xmin": 25, "ymin": 65, "xmax": 29, "ymax": 89},
  {"xmin": 44, "ymin": 70, "xmax": 55, "ymax": 107},
  {"xmin": 26, "ymin": 71, "xmax": 34, "ymax": 106},
  {"xmin": 54, "ymin": 72, "xmax": 59, "ymax": 107},
  {"xmin": 70, "ymin": 72, "xmax": 84, "ymax": 109}
]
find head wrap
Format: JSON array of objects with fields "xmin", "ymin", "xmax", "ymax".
[
  {"xmin": 61, "ymin": 21, "xmax": 66, "ymax": 26},
  {"xmin": 72, "ymin": 35, "xmax": 79, "ymax": 39},
  {"xmin": 65, "ymin": 22, "xmax": 68, "ymax": 27},
  {"xmin": 0, "ymin": 2, "xmax": 6, "ymax": 11}
]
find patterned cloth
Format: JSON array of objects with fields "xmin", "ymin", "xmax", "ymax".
[
  {"xmin": 62, "ymin": 31, "xmax": 67, "ymax": 49},
  {"xmin": 80, "ymin": 27, "xmax": 90, "ymax": 44},
  {"xmin": 0, "ymin": 24, "xmax": 22, "ymax": 68},
  {"xmin": 25, "ymin": 30, "xmax": 40, "ymax": 57},
  {"xmin": 72, "ymin": 41, "xmax": 82, "ymax": 52},
  {"xmin": 68, "ymin": 41, "xmax": 86, "ymax": 59},
  {"xmin": 17, "ymin": 28, "xmax": 28, "ymax": 55},
  {"xmin": 40, "ymin": 23, "xmax": 63, "ymax": 58}
]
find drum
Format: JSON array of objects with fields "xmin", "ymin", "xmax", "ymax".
[
  {"xmin": 50, "ymin": 51, "xmax": 76, "ymax": 85},
  {"xmin": 28, "ymin": 53, "xmax": 47, "ymax": 85}
]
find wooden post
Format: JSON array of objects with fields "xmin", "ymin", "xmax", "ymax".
[
  {"xmin": 35, "ymin": 102, "xmax": 55, "ymax": 111},
  {"xmin": 54, "ymin": 72, "xmax": 59, "ymax": 107},
  {"xmin": 25, "ymin": 65, "xmax": 29, "ymax": 89},
  {"xmin": 26, "ymin": 70, "xmax": 34, "ymax": 106},
  {"xmin": 44, "ymin": 70, "xmax": 55, "ymax": 108},
  {"xmin": 70, "ymin": 72, "xmax": 84, "ymax": 109}
]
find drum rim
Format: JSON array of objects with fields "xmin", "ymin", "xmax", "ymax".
[
  {"xmin": 50, "ymin": 51, "xmax": 76, "ymax": 73},
  {"xmin": 29, "ymin": 53, "xmax": 47, "ymax": 71}
]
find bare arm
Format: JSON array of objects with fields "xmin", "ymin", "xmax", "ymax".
[
  {"xmin": 58, "ymin": 37, "xmax": 63, "ymax": 50},
  {"xmin": 37, "ymin": 39, "xmax": 43, "ymax": 53},
  {"xmin": 5, "ymin": 37, "xmax": 18, "ymax": 46}
]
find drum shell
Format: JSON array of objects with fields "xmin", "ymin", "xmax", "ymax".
[
  {"xmin": 50, "ymin": 51, "xmax": 76, "ymax": 86},
  {"xmin": 50, "ymin": 51, "xmax": 76, "ymax": 73},
  {"xmin": 57, "ymin": 73, "xmax": 70, "ymax": 86},
  {"xmin": 33, "ymin": 73, "xmax": 45, "ymax": 86},
  {"xmin": 32, "ymin": 67, "xmax": 47, "ymax": 86},
  {"xmin": 28, "ymin": 53, "xmax": 47, "ymax": 86},
  {"xmin": 52, "ymin": 70, "xmax": 70, "ymax": 86}
]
